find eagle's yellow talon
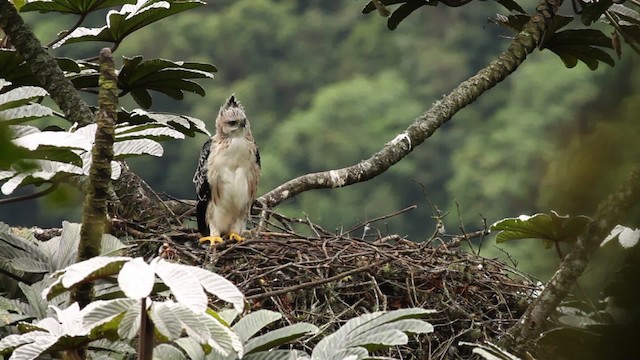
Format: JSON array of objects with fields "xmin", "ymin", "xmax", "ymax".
[
  {"xmin": 228, "ymin": 232, "xmax": 244, "ymax": 242},
  {"xmin": 199, "ymin": 236, "xmax": 224, "ymax": 246}
]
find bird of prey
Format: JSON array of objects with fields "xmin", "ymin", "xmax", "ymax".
[{"xmin": 193, "ymin": 95, "xmax": 261, "ymax": 245}]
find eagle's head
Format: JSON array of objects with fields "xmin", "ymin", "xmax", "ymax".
[{"xmin": 216, "ymin": 95, "xmax": 249, "ymax": 138}]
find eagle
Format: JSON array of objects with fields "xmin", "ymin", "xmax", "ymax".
[{"xmin": 193, "ymin": 95, "xmax": 261, "ymax": 245}]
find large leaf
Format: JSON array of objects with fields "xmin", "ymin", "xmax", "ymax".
[
  {"xmin": 153, "ymin": 343, "xmax": 187, "ymax": 360},
  {"xmin": 54, "ymin": 0, "xmax": 206, "ymax": 47},
  {"xmin": 0, "ymin": 50, "xmax": 81, "ymax": 86},
  {"xmin": 117, "ymin": 257, "xmax": 155, "ymax": 299},
  {"xmin": 244, "ymin": 323, "xmax": 319, "ymax": 355},
  {"xmin": 312, "ymin": 308, "xmax": 434, "ymax": 360},
  {"xmin": 242, "ymin": 350, "xmax": 311, "ymax": 360},
  {"xmin": 387, "ymin": 1, "xmax": 427, "ymax": 30},
  {"xmin": 120, "ymin": 108, "xmax": 210, "ymax": 136},
  {"xmin": 12, "ymin": 131, "xmax": 93, "ymax": 152},
  {"xmin": 580, "ymin": 0, "xmax": 614, "ymax": 25},
  {"xmin": 149, "ymin": 301, "xmax": 184, "ymax": 341},
  {"xmin": 113, "ymin": 138, "xmax": 164, "ymax": 158},
  {"xmin": 115, "ymin": 123, "xmax": 185, "ymax": 140},
  {"xmin": 21, "ymin": 0, "xmax": 136, "ymax": 14},
  {"xmin": 151, "ymin": 258, "xmax": 208, "ymax": 314},
  {"xmin": 232, "ymin": 310, "xmax": 282, "ymax": 344},
  {"xmin": 116, "ymin": 303, "xmax": 141, "ymax": 340},
  {"xmin": 491, "ymin": 211, "xmax": 592, "ymax": 248},
  {"xmin": 196, "ymin": 311, "xmax": 241, "ymax": 357},
  {"xmin": 174, "ymin": 337, "xmax": 206, "ymax": 360},
  {"xmin": 544, "ymin": 29, "xmax": 615, "ymax": 70},
  {"xmin": 43, "ymin": 257, "xmax": 131, "ymax": 300},
  {"xmin": 188, "ymin": 266, "xmax": 245, "ymax": 313},
  {"xmin": 118, "ymin": 57, "xmax": 216, "ymax": 108},
  {"xmin": 81, "ymin": 298, "xmax": 139, "ymax": 328},
  {"xmin": 0, "ymin": 86, "xmax": 48, "ymax": 111}
]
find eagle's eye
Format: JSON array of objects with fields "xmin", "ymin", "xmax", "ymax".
[{"xmin": 227, "ymin": 120, "xmax": 238, "ymax": 126}]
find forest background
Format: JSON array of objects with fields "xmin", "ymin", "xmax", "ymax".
[{"xmin": 2, "ymin": 0, "xmax": 639, "ymax": 284}]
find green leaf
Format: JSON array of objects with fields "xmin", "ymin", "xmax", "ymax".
[
  {"xmin": 149, "ymin": 302, "xmax": 183, "ymax": 341},
  {"xmin": 117, "ymin": 57, "xmax": 215, "ymax": 108},
  {"xmin": 609, "ymin": 4, "xmax": 640, "ymax": 26},
  {"xmin": 12, "ymin": 131, "xmax": 93, "ymax": 152},
  {"xmin": 242, "ymin": 350, "xmax": 311, "ymax": 360},
  {"xmin": 21, "ymin": 0, "xmax": 136, "ymax": 14},
  {"xmin": 117, "ymin": 257, "xmax": 155, "ymax": 299},
  {"xmin": 100, "ymin": 234, "xmax": 129, "ymax": 256},
  {"xmin": 54, "ymin": 0, "xmax": 206, "ymax": 47},
  {"xmin": 244, "ymin": 323, "xmax": 319, "ymax": 355},
  {"xmin": 580, "ymin": 0, "xmax": 614, "ymax": 25},
  {"xmin": 43, "ymin": 256, "xmax": 132, "ymax": 300},
  {"xmin": 115, "ymin": 123, "xmax": 185, "ymax": 140},
  {"xmin": 0, "ymin": 86, "xmax": 48, "ymax": 111},
  {"xmin": 151, "ymin": 259, "xmax": 208, "ymax": 314},
  {"xmin": 312, "ymin": 308, "xmax": 434, "ymax": 360},
  {"xmin": 88, "ymin": 338, "xmax": 136, "ymax": 354},
  {"xmin": 113, "ymin": 139, "xmax": 164, "ymax": 158},
  {"xmin": 539, "ymin": 15, "xmax": 574, "ymax": 49},
  {"xmin": 19, "ymin": 282, "xmax": 49, "ymax": 319},
  {"xmin": 188, "ymin": 266, "xmax": 245, "ymax": 313},
  {"xmin": 0, "ymin": 103, "xmax": 54, "ymax": 124},
  {"xmin": 361, "ymin": 0, "xmax": 406, "ymax": 14},
  {"xmin": 196, "ymin": 311, "xmax": 241, "ymax": 357},
  {"xmin": 232, "ymin": 310, "xmax": 282, "ymax": 344},
  {"xmin": 174, "ymin": 337, "xmax": 206, "ymax": 360},
  {"xmin": 545, "ymin": 29, "xmax": 615, "ymax": 70},
  {"xmin": 491, "ymin": 211, "xmax": 592, "ymax": 246},
  {"xmin": 10, "ymin": 257, "xmax": 49, "ymax": 273},
  {"xmin": 388, "ymin": 1, "xmax": 426, "ymax": 30},
  {"xmin": 82, "ymin": 298, "xmax": 139, "ymax": 329},
  {"xmin": 116, "ymin": 303, "xmax": 141, "ymax": 340},
  {"xmin": 121, "ymin": 108, "xmax": 210, "ymax": 137},
  {"xmin": 153, "ymin": 343, "xmax": 187, "ymax": 360}
]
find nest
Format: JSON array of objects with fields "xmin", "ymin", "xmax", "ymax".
[{"xmin": 127, "ymin": 209, "xmax": 539, "ymax": 359}]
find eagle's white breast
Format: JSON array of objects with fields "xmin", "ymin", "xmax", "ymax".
[{"xmin": 206, "ymin": 136, "xmax": 256, "ymax": 235}]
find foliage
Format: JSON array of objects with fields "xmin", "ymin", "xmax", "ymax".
[
  {"xmin": 0, "ymin": 0, "xmax": 214, "ymax": 197},
  {"xmin": 0, "ymin": 254, "xmax": 246, "ymax": 359},
  {"xmin": 364, "ymin": 0, "xmax": 640, "ymax": 68},
  {"xmin": 491, "ymin": 211, "xmax": 591, "ymax": 249},
  {"xmin": 311, "ymin": 308, "xmax": 434, "ymax": 360}
]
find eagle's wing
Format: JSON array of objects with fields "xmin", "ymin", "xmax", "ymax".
[
  {"xmin": 255, "ymin": 143, "xmax": 261, "ymax": 169},
  {"xmin": 193, "ymin": 138, "xmax": 213, "ymax": 236}
]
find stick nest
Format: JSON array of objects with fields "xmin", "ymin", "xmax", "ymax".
[{"xmin": 128, "ymin": 209, "xmax": 539, "ymax": 359}]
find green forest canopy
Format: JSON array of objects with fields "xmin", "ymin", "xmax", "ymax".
[{"xmin": 3, "ymin": 0, "xmax": 640, "ymax": 280}]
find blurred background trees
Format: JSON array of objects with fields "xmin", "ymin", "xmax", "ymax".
[{"xmin": 3, "ymin": 0, "xmax": 638, "ymax": 281}]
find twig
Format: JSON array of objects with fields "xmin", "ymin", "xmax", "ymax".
[
  {"xmin": 246, "ymin": 259, "xmax": 391, "ymax": 300},
  {"xmin": 0, "ymin": 183, "xmax": 58, "ymax": 205}
]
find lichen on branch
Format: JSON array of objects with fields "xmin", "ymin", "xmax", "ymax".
[{"xmin": 73, "ymin": 48, "xmax": 117, "ymax": 308}]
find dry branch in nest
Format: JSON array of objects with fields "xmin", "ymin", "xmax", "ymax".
[{"xmin": 123, "ymin": 209, "xmax": 540, "ymax": 359}]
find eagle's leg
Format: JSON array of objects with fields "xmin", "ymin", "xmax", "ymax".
[
  {"xmin": 199, "ymin": 236, "xmax": 224, "ymax": 246},
  {"xmin": 228, "ymin": 232, "xmax": 244, "ymax": 242}
]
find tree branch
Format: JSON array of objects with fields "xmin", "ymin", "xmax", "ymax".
[
  {"xmin": 72, "ymin": 48, "xmax": 117, "ymax": 309},
  {"xmin": 259, "ymin": 0, "xmax": 561, "ymax": 208},
  {"xmin": 0, "ymin": 0, "xmax": 94, "ymax": 127},
  {"xmin": 502, "ymin": 165, "xmax": 640, "ymax": 354}
]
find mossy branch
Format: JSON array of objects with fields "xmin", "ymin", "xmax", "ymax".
[
  {"xmin": 72, "ymin": 48, "xmax": 117, "ymax": 309},
  {"xmin": 259, "ymin": 0, "xmax": 562, "ymax": 208}
]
